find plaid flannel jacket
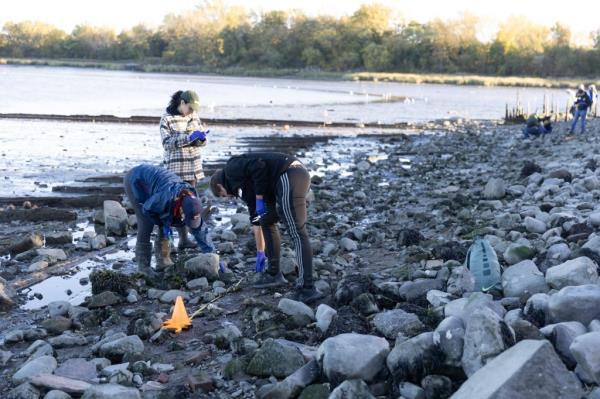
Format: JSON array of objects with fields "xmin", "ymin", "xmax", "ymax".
[{"xmin": 159, "ymin": 112, "xmax": 207, "ymax": 182}]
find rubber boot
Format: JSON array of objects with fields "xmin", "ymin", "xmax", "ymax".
[
  {"xmin": 155, "ymin": 237, "xmax": 174, "ymax": 270},
  {"xmin": 135, "ymin": 242, "xmax": 153, "ymax": 272},
  {"xmin": 177, "ymin": 226, "xmax": 196, "ymax": 250}
]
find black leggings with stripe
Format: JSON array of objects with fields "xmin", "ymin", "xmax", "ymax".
[{"xmin": 260, "ymin": 165, "xmax": 313, "ymax": 288}]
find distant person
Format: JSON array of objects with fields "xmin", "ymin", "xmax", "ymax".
[
  {"xmin": 570, "ymin": 85, "xmax": 592, "ymax": 135},
  {"xmin": 160, "ymin": 90, "xmax": 210, "ymax": 250},
  {"xmin": 210, "ymin": 153, "xmax": 324, "ymax": 303},
  {"xmin": 522, "ymin": 114, "xmax": 552, "ymax": 139},
  {"xmin": 588, "ymin": 84, "xmax": 597, "ymax": 114},
  {"xmin": 124, "ymin": 164, "xmax": 214, "ymax": 273}
]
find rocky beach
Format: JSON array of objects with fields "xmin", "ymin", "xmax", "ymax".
[{"xmin": 2, "ymin": 118, "xmax": 600, "ymax": 399}]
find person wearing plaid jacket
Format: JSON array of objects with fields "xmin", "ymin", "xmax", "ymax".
[{"xmin": 159, "ymin": 90, "xmax": 209, "ymax": 252}]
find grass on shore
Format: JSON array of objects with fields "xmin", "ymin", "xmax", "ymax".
[{"xmin": 2, "ymin": 57, "xmax": 599, "ymax": 89}]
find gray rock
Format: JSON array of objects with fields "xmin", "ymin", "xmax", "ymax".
[
  {"xmin": 446, "ymin": 266, "xmax": 475, "ymax": 297},
  {"xmin": 372, "ymin": 309, "xmax": 425, "ymax": 339},
  {"xmin": 0, "ymin": 276, "xmax": 18, "ymax": 308},
  {"xmin": 570, "ymin": 332, "xmax": 600, "ymax": 385},
  {"xmin": 328, "ymin": 379, "xmax": 374, "ymax": 399},
  {"xmin": 451, "ymin": 340, "xmax": 582, "ymax": 399},
  {"xmin": 277, "ymin": 298, "xmax": 315, "ymax": 327},
  {"xmin": 258, "ymin": 360, "xmax": 320, "ymax": 399},
  {"xmin": 13, "ymin": 356, "xmax": 58, "ymax": 384},
  {"xmin": 317, "ymin": 333, "xmax": 389, "ymax": 385},
  {"xmin": 524, "ymin": 293, "xmax": 550, "ymax": 326},
  {"xmin": 524, "ymin": 217, "xmax": 547, "ymax": 234},
  {"xmin": 43, "ymin": 390, "xmax": 73, "ymax": 399},
  {"xmin": 25, "ymin": 340, "xmax": 54, "ymax": 361},
  {"xmin": 433, "ymin": 316, "xmax": 465, "ymax": 368},
  {"xmin": 590, "ymin": 214, "xmax": 600, "ymax": 228},
  {"xmin": 501, "ymin": 260, "xmax": 548, "ymax": 301},
  {"xmin": 184, "ymin": 253, "xmax": 220, "ymax": 280},
  {"xmin": 386, "ymin": 332, "xmax": 441, "ymax": 384},
  {"xmin": 398, "ymin": 279, "xmax": 445, "ymax": 303},
  {"xmin": 462, "ymin": 307, "xmax": 515, "ymax": 376},
  {"xmin": 40, "ymin": 316, "xmax": 72, "ymax": 335},
  {"xmin": 547, "ymin": 322, "xmax": 587, "ymax": 368},
  {"xmin": 186, "ymin": 277, "xmax": 209, "ymax": 290},
  {"xmin": 503, "ymin": 243, "xmax": 535, "ymax": 265},
  {"xmin": 90, "ymin": 235, "xmax": 107, "ymax": 250},
  {"xmin": 86, "ymin": 291, "xmax": 121, "ymax": 309},
  {"xmin": 7, "ymin": 383, "xmax": 41, "ymax": 399},
  {"xmin": 426, "ymin": 290, "xmax": 454, "ymax": 308},
  {"xmin": 103, "ymin": 200, "xmax": 128, "ymax": 236},
  {"xmin": 54, "ymin": 358, "xmax": 98, "ymax": 382},
  {"xmin": 99, "ymin": 335, "xmax": 144, "ymax": 361},
  {"xmin": 158, "ymin": 289, "xmax": 190, "ymax": 304},
  {"xmin": 48, "ymin": 301, "xmax": 72, "ymax": 318},
  {"xmin": 545, "ymin": 257, "xmax": 598, "ymax": 289},
  {"xmin": 398, "ymin": 382, "xmax": 425, "ymax": 399},
  {"xmin": 546, "ymin": 243, "xmax": 571, "ymax": 263},
  {"xmin": 48, "ymin": 332, "xmax": 87, "ymax": 348},
  {"xmin": 81, "ymin": 384, "xmax": 141, "ymax": 399},
  {"xmin": 246, "ymin": 338, "xmax": 305, "ymax": 378},
  {"xmin": 339, "ymin": 237, "xmax": 358, "ymax": 252},
  {"xmin": 548, "ymin": 284, "xmax": 600, "ymax": 324},
  {"xmin": 1, "ymin": 349, "xmax": 13, "ymax": 366},
  {"xmin": 483, "ymin": 178, "xmax": 506, "ymax": 200},
  {"xmin": 315, "ymin": 304, "xmax": 337, "ymax": 334}
]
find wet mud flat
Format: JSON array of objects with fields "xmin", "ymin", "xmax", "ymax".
[{"xmin": 4, "ymin": 119, "xmax": 600, "ymax": 398}]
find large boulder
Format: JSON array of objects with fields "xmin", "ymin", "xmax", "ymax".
[
  {"xmin": 570, "ymin": 332, "xmax": 600, "ymax": 385},
  {"xmin": 103, "ymin": 200, "xmax": 128, "ymax": 236},
  {"xmin": 545, "ymin": 257, "xmax": 598, "ymax": 290},
  {"xmin": 433, "ymin": 316, "xmax": 465, "ymax": 368},
  {"xmin": 277, "ymin": 298, "xmax": 315, "ymax": 327},
  {"xmin": 184, "ymin": 253, "xmax": 220, "ymax": 281},
  {"xmin": 98, "ymin": 335, "xmax": 144, "ymax": 361},
  {"xmin": 317, "ymin": 333, "xmax": 389, "ymax": 385},
  {"xmin": 12, "ymin": 356, "xmax": 57, "ymax": 384},
  {"xmin": 451, "ymin": 340, "xmax": 583, "ymax": 399},
  {"xmin": 372, "ymin": 309, "xmax": 425, "ymax": 339},
  {"xmin": 386, "ymin": 332, "xmax": 442, "ymax": 384},
  {"xmin": 501, "ymin": 260, "xmax": 548, "ymax": 301},
  {"xmin": 246, "ymin": 338, "xmax": 305, "ymax": 378},
  {"xmin": 548, "ymin": 285, "xmax": 600, "ymax": 324},
  {"xmin": 462, "ymin": 307, "xmax": 515, "ymax": 376}
]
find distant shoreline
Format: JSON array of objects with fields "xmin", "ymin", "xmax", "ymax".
[{"xmin": 2, "ymin": 57, "xmax": 597, "ymax": 89}]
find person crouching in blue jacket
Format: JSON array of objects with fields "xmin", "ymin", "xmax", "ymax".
[{"xmin": 124, "ymin": 164, "xmax": 214, "ymax": 272}]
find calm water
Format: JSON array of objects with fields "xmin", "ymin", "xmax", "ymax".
[{"xmin": 0, "ymin": 65, "xmax": 570, "ymax": 123}]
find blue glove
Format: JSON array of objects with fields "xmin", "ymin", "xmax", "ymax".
[
  {"xmin": 162, "ymin": 225, "xmax": 173, "ymax": 243},
  {"xmin": 256, "ymin": 198, "xmax": 266, "ymax": 216},
  {"xmin": 219, "ymin": 261, "xmax": 226, "ymax": 273},
  {"xmin": 189, "ymin": 130, "xmax": 209, "ymax": 142},
  {"xmin": 255, "ymin": 251, "xmax": 266, "ymax": 273}
]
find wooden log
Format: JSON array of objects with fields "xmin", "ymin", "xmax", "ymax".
[
  {"xmin": 1, "ymin": 232, "xmax": 44, "ymax": 256},
  {"xmin": 0, "ymin": 207, "xmax": 77, "ymax": 223},
  {"xmin": 52, "ymin": 184, "xmax": 124, "ymax": 195}
]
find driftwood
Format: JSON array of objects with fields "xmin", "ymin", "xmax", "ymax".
[
  {"xmin": 1, "ymin": 232, "xmax": 44, "ymax": 256},
  {"xmin": 52, "ymin": 184, "xmax": 124, "ymax": 195},
  {"xmin": 0, "ymin": 207, "xmax": 77, "ymax": 223}
]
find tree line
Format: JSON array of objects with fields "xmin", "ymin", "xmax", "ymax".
[{"xmin": 1, "ymin": 1, "xmax": 600, "ymax": 77}]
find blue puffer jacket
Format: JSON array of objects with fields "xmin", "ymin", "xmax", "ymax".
[{"xmin": 128, "ymin": 164, "xmax": 196, "ymax": 226}]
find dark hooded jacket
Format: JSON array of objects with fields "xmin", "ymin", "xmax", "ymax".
[
  {"xmin": 127, "ymin": 164, "xmax": 197, "ymax": 227},
  {"xmin": 221, "ymin": 153, "xmax": 297, "ymax": 221}
]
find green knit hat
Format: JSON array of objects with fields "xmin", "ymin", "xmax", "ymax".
[{"xmin": 181, "ymin": 90, "xmax": 200, "ymax": 111}]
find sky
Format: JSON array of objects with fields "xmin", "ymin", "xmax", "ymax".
[{"xmin": 1, "ymin": 0, "xmax": 599, "ymax": 40}]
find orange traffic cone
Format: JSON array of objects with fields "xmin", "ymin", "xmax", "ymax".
[{"xmin": 162, "ymin": 296, "xmax": 192, "ymax": 333}]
